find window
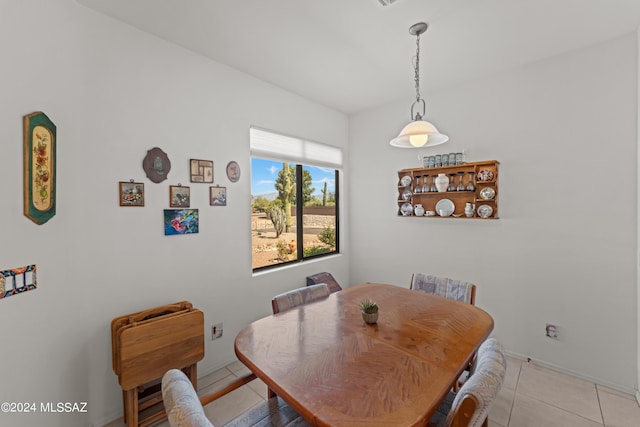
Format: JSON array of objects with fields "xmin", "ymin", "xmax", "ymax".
[{"xmin": 250, "ymin": 127, "xmax": 341, "ymax": 271}]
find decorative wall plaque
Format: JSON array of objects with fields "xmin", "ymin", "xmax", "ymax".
[
  {"xmin": 226, "ymin": 161, "xmax": 240, "ymax": 182},
  {"xmin": 23, "ymin": 112, "xmax": 56, "ymax": 224},
  {"xmin": 143, "ymin": 147, "xmax": 171, "ymax": 183}
]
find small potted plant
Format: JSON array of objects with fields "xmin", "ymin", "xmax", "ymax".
[{"xmin": 359, "ymin": 299, "xmax": 379, "ymax": 324}]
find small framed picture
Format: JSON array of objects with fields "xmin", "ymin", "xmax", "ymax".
[
  {"xmin": 190, "ymin": 159, "xmax": 213, "ymax": 183},
  {"xmin": 209, "ymin": 186, "xmax": 227, "ymax": 206},
  {"xmin": 226, "ymin": 161, "xmax": 240, "ymax": 182},
  {"xmin": 119, "ymin": 181, "xmax": 145, "ymax": 206},
  {"xmin": 169, "ymin": 185, "xmax": 190, "ymax": 207}
]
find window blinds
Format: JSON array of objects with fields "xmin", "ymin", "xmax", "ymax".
[{"xmin": 250, "ymin": 127, "xmax": 343, "ymax": 169}]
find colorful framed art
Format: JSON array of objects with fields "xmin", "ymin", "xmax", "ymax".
[
  {"xmin": 190, "ymin": 159, "xmax": 213, "ymax": 183},
  {"xmin": 209, "ymin": 186, "xmax": 227, "ymax": 206},
  {"xmin": 23, "ymin": 112, "xmax": 56, "ymax": 224},
  {"xmin": 163, "ymin": 209, "xmax": 199, "ymax": 235},
  {"xmin": 119, "ymin": 181, "xmax": 145, "ymax": 206},
  {"xmin": 169, "ymin": 185, "xmax": 190, "ymax": 207}
]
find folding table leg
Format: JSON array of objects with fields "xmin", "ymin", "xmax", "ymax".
[{"xmin": 123, "ymin": 388, "xmax": 138, "ymax": 427}]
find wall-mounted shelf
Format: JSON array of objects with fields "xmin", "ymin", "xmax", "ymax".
[{"xmin": 397, "ymin": 160, "xmax": 500, "ymax": 219}]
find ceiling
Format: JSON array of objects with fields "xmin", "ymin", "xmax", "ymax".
[{"xmin": 77, "ymin": 0, "xmax": 640, "ymax": 114}]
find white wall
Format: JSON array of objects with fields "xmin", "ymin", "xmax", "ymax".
[
  {"xmin": 0, "ymin": 1, "xmax": 349, "ymax": 426},
  {"xmin": 350, "ymin": 34, "xmax": 638, "ymax": 392},
  {"xmin": 637, "ymin": 28, "xmax": 640, "ymax": 405}
]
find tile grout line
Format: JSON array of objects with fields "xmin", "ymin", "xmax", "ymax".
[
  {"xmin": 594, "ymin": 384, "xmax": 606, "ymax": 426},
  {"xmin": 513, "ymin": 360, "xmax": 607, "ymax": 426}
]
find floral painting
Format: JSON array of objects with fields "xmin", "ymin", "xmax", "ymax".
[
  {"xmin": 164, "ymin": 209, "xmax": 199, "ymax": 235},
  {"xmin": 23, "ymin": 112, "xmax": 56, "ymax": 224}
]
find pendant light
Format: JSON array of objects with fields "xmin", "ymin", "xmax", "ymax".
[{"xmin": 390, "ymin": 22, "xmax": 449, "ymax": 148}]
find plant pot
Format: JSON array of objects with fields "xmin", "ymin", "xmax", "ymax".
[{"xmin": 362, "ymin": 312, "xmax": 378, "ymax": 324}]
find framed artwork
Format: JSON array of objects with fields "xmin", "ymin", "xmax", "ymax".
[
  {"xmin": 0, "ymin": 265, "xmax": 37, "ymax": 301},
  {"xmin": 23, "ymin": 112, "xmax": 56, "ymax": 224},
  {"xmin": 190, "ymin": 159, "xmax": 213, "ymax": 183},
  {"xmin": 164, "ymin": 209, "xmax": 199, "ymax": 235},
  {"xmin": 119, "ymin": 181, "xmax": 145, "ymax": 206},
  {"xmin": 169, "ymin": 185, "xmax": 190, "ymax": 207},
  {"xmin": 143, "ymin": 147, "xmax": 171, "ymax": 183},
  {"xmin": 226, "ymin": 161, "xmax": 240, "ymax": 182},
  {"xmin": 209, "ymin": 186, "xmax": 227, "ymax": 206}
]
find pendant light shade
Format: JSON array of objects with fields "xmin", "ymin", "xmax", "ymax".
[
  {"xmin": 390, "ymin": 22, "xmax": 448, "ymax": 148},
  {"xmin": 390, "ymin": 120, "xmax": 449, "ymax": 148}
]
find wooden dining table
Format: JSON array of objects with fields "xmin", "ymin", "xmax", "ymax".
[{"xmin": 234, "ymin": 283, "xmax": 494, "ymax": 427}]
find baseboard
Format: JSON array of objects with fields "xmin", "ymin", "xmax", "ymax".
[{"xmin": 506, "ymin": 350, "xmax": 636, "ymax": 396}]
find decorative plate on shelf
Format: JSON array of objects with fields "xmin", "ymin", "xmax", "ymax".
[
  {"xmin": 477, "ymin": 204, "xmax": 494, "ymax": 218},
  {"xmin": 477, "ymin": 169, "xmax": 494, "ymax": 182},
  {"xmin": 400, "ymin": 203, "xmax": 413, "ymax": 216},
  {"xmin": 480, "ymin": 187, "xmax": 496, "ymax": 200},
  {"xmin": 435, "ymin": 198, "xmax": 455, "ymax": 215},
  {"xmin": 400, "ymin": 175, "xmax": 412, "ymax": 187},
  {"xmin": 402, "ymin": 189, "xmax": 412, "ymax": 200}
]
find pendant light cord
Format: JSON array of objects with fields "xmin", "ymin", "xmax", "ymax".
[
  {"xmin": 411, "ymin": 31, "xmax": 426, "ymax": 120},
  {"xmin": 414, "ymin": 32, "xmax": 421, "ymax": 104}
]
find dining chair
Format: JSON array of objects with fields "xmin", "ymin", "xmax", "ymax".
[
  {"xmin": 428, "ymin": 338, "xmax": 507, "ymax": 427},
  {"xmin": 271, "ymin": 283, "xmax": 330, "ymax": 314},
  {"xmin": 410, "ymin": 273, "xmax": 476, "ymax": 305},
  {"xmin": 161, "ymin": 368, "xmax": 310, "ymax": 427},
  {"xmin": 305, "ymin": 271, "xmax": 342, "ymax": 294}
]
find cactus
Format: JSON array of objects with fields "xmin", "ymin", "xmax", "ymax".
[
  {"xmin": 275, "ymin": 162, "xmax": 295, "ymax": 232},
  {"xmin": 321, "ymin": 181, "xmax": 328, "ymax": 206},
  {"xmin": 359, "ymin": 299, "xmax": 379, "ymax": 314},
  {"xmin": 269, "ymin": 208, "xmax": 286, "ymax": 238}
]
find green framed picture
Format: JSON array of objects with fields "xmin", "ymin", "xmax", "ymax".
[{"xmin": 23, "ymin": 111, "xmax": 56, "ymax": 225}]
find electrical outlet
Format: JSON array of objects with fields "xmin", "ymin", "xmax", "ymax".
[
  {"xmin": 545, "ymin": 323, "xmax": 559, "ymax": 339},
  {"xmin": 212, "ymin": 322, "xmax": 223, "ymax": 340}
]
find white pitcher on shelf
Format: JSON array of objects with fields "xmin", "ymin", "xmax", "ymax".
[
  {"xmin": 465, "ymin": 202, "xmax": 476, "ymax": 218},
  {"xmin": 414, "ymin": 204, "xmax": 425, "ymax": 217}
]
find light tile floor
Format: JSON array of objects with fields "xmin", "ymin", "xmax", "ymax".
[{"xmin": 104, "ymin": 357, "xmax": 640, "ymax": 427}]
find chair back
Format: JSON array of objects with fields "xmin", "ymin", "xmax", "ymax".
[
  {"xmin": 271, "ymin": 283, "xmax": 330, "ymax": 314},
  {"xmin": 162, "ymin": 369, "xmax": 214, "ymax": 427},
  {"xmin": 306, "ymin": 272, "xmax": 342, "ymax": 294},
  {"xmin": 446, "ymin": 338, "xmax": 507, "ymax": 427},
  {"xmin": 410, "ymin": 273, "xmax": 476, "ymax": 305}
]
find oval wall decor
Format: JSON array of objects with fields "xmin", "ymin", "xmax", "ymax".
[{"xmin": 143, "ymin": 147, "xmax": 171, "ymax": 183}]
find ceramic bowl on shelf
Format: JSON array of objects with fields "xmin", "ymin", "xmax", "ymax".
[
  {"xmin": 480, "ymin": 187, "xmax": 496, "ymax": 200},
  {"xmin": 400, "ymin": 203, "xmax": 413, "ymax": 216},
  {"xmin": 425, "ymin": 210, "xmax": 436, "ymax": 216},
  {"xmin": 438, "ymin": 209, "xmax": 453, "ymax": 217}
]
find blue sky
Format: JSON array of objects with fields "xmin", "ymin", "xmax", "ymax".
[{"xmin": 250, "ymin": 158, "xmax": 336, "ymax": 198}]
